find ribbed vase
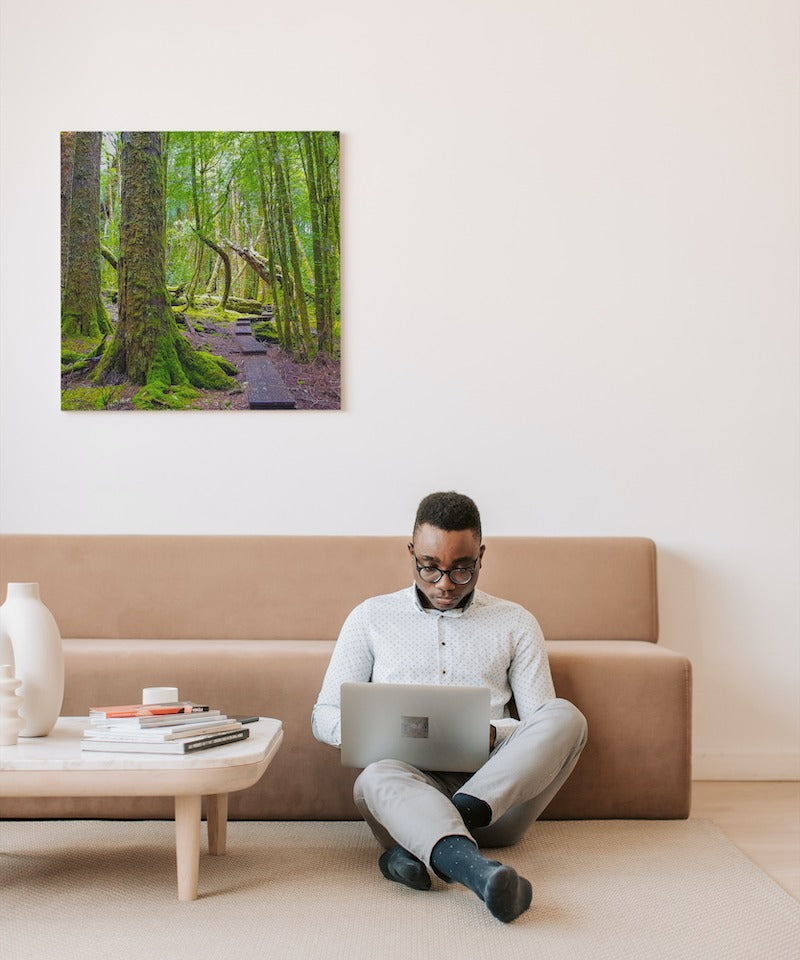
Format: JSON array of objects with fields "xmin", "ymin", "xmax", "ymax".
[
  {"xmin": 0, "ymin": 582, "xmax": 64, "ymax": 736},
  {"xmin": 0, "ymin": 663, "xmax": 24, "ymax": 745}
]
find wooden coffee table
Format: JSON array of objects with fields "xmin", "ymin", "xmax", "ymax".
[{"xmin": 0, "ymin": 716, "xmax": 283, "ymax": 900}]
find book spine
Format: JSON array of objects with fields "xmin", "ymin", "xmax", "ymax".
[
  {"xmin": 182, "ymin": 728, "xmax": 250, "ymax": 752},
  {"xmin": 89, "ymin": 711, "xmax": 223, "ymax": 728},
  {"xmin": 91, "ymin": 704, "xmax": 210, "ymax": 719}
]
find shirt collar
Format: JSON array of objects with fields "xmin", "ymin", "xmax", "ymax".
[{"xmin": 410, "ymin": 584, "xmax": 476, "ymax": 617}]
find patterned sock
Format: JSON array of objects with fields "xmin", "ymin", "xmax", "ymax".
[
  {"xmin": 430, "ymin": 835, "xmax": 533, "ymax": 923},
  {"xmin": 378, "ymin": 844, "xmax": 432, "ymax": 891},
  {"xmin": 452, "ymin": 792, "xmax": 492, "ymax": 830}
]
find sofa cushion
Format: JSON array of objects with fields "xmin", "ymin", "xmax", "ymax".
[
  {"xmin": 0, "ymin": 535, "xmax": 658, "ymax": 643},
  {"xmin": 0, "ymin": 636, "xmax": 690, "ymax": 821}
]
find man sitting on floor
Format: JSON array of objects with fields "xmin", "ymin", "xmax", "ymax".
[{"xmin": 311, "ymin": 491, "xmax": 587, "ymax": 922}]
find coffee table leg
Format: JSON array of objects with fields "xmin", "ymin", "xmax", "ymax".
[
  {"xmin": 206, "ymin": 793, "xmax": 229, "ymax": 855},
  {"xmin": 175, "ymin": 794, "xmax": 202, "ymax": 901}
]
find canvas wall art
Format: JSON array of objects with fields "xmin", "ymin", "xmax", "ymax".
[{"xmin": 60, "ymin": 131, "xmax": 340, "ymax": 410}]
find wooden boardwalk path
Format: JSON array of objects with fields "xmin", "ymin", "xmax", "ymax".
[{"xmin": 235, "ymin": 317, "xmax": 296, "ymax": 409}]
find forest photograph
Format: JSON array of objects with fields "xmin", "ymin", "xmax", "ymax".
[{"xmin": 60, "ymin": 131, "xmax": 341, "ymax": 410}]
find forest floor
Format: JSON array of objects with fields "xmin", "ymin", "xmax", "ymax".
[{"xmin": 61, "ymin": 304, "xmax": 341, "ymax": 411}]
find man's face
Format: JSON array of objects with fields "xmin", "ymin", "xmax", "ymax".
[{"xmin": 409, "ymin": 524, "xmax": 484, "ymax": 611}]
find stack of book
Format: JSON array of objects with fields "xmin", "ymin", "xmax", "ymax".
[{"xmin": 81, "ymin": 701, "xmax": 251, "ymax": 754}]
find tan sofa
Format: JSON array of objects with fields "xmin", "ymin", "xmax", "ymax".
[{"xmin": 0, "ymin": 535, "xmax": 691, "ymax": 820}]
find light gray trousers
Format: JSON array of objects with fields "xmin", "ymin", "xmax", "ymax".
[{"xmin": 353, "ymin": 697, "xmax": 588, "ymax": 868}]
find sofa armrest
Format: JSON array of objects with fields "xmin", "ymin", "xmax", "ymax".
[{"xmin": 546, "ymin": 640, "xmax": 692, "ymax": 819}]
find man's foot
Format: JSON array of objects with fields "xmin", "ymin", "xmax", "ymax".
[
  {"xmin": 378, "ymin": 844, "xmax": 432, "ymax": 891},
  {"xmin": 430, "ymin": 835, "xmax": 533, "ymax": 922},
  {"xmin": 482, "ymin": 863, "xmax": 533, "ymax": 923}
]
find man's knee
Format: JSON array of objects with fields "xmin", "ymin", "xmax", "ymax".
[
  {"xmin": 354, "ymin": 758, "xmax": 420, "ymax": 804},
  {"xmin": 521, "ymin": 698, "xmax": 587, "ymax": 757},
  {"xmin": 550, "ymin": 698, "xmax": 588, "ymax": 751}
]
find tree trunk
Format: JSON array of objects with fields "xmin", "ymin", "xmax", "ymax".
[
  {"xmin": 314, "ymin": 132, "xmax": 340, "ymax": 356},
  {"xmin": 270, "ymin": 133, "xmax": 310, "ymax": 359},
  {"xmin": 184, "ymin": 135, "xmax": 200, "ymax": 307},
  {"xmin": 252, "ymin": 133, "xmax": 286, "ymax": 346},
  {"xmin": 61, "ymin": 131, "xmax": 111, "ymax": 338},
  {"xmin": 302, "ymin": 133, "xmax": 329, "ymax": 355},
  {"xmin": 195, "ymin": 229, "xmax": 232, "ymax": 311},
  {"xmin": 60, "ymin": 132, "xmax": 75, "ymax": 295},
  {"xmin": 186, "ymin": 132, "xmax": 231, "ymax": 311},
  {"xmin": 95, "ymin": 132, "xmax": 235, "ymax": 407},
  {"xmin": 224, "ymin": 239, "xmax": 275, "ymax": 285}
]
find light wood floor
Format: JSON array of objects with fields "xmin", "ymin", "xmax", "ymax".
[{"xmin": 690, "ymin": 781, "xmax": 800, "ymax": 900}]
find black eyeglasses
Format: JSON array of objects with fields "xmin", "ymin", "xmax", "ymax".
[{"xmin": 411, "ymin": 551, "xmax": 481, "ymax": 585}]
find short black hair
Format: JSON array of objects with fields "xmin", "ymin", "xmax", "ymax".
[{"xmin": 413, "ymin": 491, "xmax": 482, "ymax": 540}]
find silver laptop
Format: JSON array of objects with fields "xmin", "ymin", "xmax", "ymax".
[{"xmin": 340, "ymin": 682, "xmax": 491, "ymax": 772}]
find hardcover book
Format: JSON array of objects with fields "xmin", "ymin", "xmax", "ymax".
[
  {"xmin": 83, "ymin": 719, "xmax": 241, "ymax": 742},
  {"xmin": 80, "ymin": 727, "xmax": 250, "ymax": 754},
  {"xmin": 89, "ymin": 702, "xmax": 211, "ymax": 719},
  {"xmin": 89, "ymin": 710, "xmax": 222, "ymax": 728}
]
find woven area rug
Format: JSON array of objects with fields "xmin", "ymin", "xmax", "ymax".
[{"xmin": 1, "ymin": 819, "xmax": 798, "ymax": 960}]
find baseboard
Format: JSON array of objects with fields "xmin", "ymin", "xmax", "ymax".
[{"xmin": 692, "ymin": 752, "xmax": 800, "ymax": 780}]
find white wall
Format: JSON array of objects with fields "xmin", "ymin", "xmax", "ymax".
[{"xmin": 1, "ymin": 0, "xmax": 797, "ymax": 778}]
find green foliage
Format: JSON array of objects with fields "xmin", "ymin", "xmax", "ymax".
[
  {"xmin": 91, "ymin": 129, "xmax": 340, "ymax": 384},
  {"xmin": 62, "ymin": 386, "xmax": 124, "ymax": 410},
  {"xmin": 101, "ymin": 131, "xmax": 339, "ymax": 322}
]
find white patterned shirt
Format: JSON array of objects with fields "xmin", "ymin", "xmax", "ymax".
[{"xmin": 311, "ymin": 585, "xmax": 555, "ymax": 748}]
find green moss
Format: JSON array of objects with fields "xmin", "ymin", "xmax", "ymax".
[
  {"xmin": 146, "ymin": 333, "xmax": 190, "ymax": 389},
  {"xmin": 132, "ymin": 383, "xmax": 200, "ymax": 410},
  {"xmin": 61, "ymin": 297, "xmax": 112, "ymax": 340},
  {"xmin": 62, "ymin": 335, "xmax": 102, "ymax": 356},
  {"xmin": 196, "ymin": 295, "xmax": 263, "ymax": 316},
  {"xmin": 62, "ymin": 336, "xmax": 108, "ymax": 375},
  {"xmin": 252, "ymin": 321, "xmax": 280, "ymax": 344},
  {"xmin": 92, "ymin": 337, "xmax": 124, "ymax": 383},
  {"xmin": 174, "ymin": 311, "xmax": 206, "ymax": 334},
  {"xmin": 61, "ymin": 386, "xmax": 124, "ymax": 410},
  {"xmin": 95, "ymin": 304, "xmax": 237, "ymax": 399},
  {"xmin": 184, "ymin": 305, "xmax": 239, "ymax": 323},
  {"xmin": 174, "ymin": 336, "xmax": 237, "ymax": 390},
  {"xmin": 198, "ymin": 351, "xmax": 238, "ymax": 377}
]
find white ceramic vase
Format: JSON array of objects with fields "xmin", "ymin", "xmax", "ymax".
[
  {"xmin": 0, "ymin": 663, "xmax": 24, "ymax": 745},
  {"xmin": 0, "ymin": 582, "xmax": 64, "ymax": 736}
]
